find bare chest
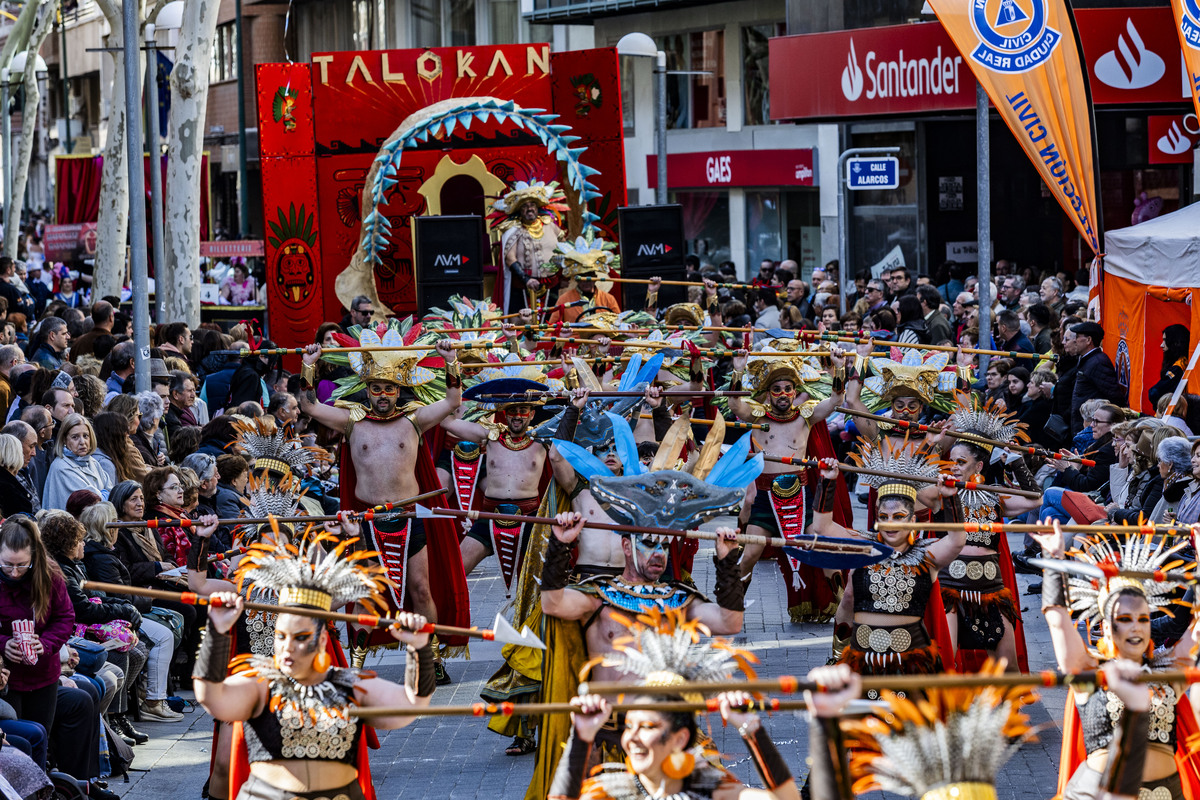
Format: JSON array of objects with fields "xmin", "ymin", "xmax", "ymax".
[
  {"xmin": 755, "ymin": 418, "xmax": 811, "ymax": 468},
  {"xmin": 484, "ymin": 443, "xmax": 547, "ymax": 477},
  {"xmin": 350, "ymin": 420, "xmax": 418, "ymax": 464}
]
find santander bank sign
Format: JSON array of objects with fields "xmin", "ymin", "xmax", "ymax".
[{"xmin": 839, "ymin": 37, "xmax": 964, "ymax": 103}]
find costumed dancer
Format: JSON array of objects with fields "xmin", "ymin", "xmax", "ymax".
[
  {"xmin": 727, "ymin": 341, "xmax": 850, "ymax": 622},
  {"xmin": 489, "ymin": 180, "xmax": 567, "ymax": 314},
  {"xmin": 194, "ymin": 532, "xmax": 437, "ymax": 800},
  {"xmin": 1033, "ymin": 524, "xmax": 1200, "ymax": 800},
  {"xmin": 808, "ymin": 441, "xmax": 963, "ymax": 688},
  {"xmin": 298, "ymin": 322, "xmax": 469, "ymax": 680},
  {"xmin": 550, "ymin": 608, "xmax": 799, "ymax": 800},
  {"xmin": 844, "ymin": 348, "xmax": 961, "ymax": 529},
  {"xmin": 528, "ymin": 411, "xmax": 760, "ymax": 800},
  {"xmin": 936, "ymin": 394, "xmax": 1041, "ymax": 672},
  {"xmin": 227, "ymin": 416, "xmax": 333, "ymax": 519},
  {"xmin": 547, "ymin": 234, "xmax": 621, "ymax": 324}
]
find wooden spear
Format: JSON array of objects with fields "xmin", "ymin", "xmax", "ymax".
[
  {"xmin": 348, "ymin": 697, "xmax": 826, "ymax": 719},
  {"xmin": 81, "ymin": 581, "xmax": 546, "ymax": 650},
  {"xmin": 834, "ymin": 406, "xmax": 1097, "ymax": 467},
  {"xmin": 761, "ymin": 455, "xmax": 1041, "ymax": 499},
  {"xmin": 579, "ymin": 668, "xmax": 1200, "ymax": 696},
  {"xmin": 107, "ymin": 489, "xmax": 449, "ymax": 529},
  {"xmin": 877, "ymin": 520, "xmax": 1198, "ymax": 536},
  {"xmin": 789, "ymin": 331, "xmax": 1055, "ymax": 361},
  {"xmin": 429, "ymin": 508, "xmax": 882, "ymax": 554},
  {"xmin": 606, "ymin": 276, "xmax": 760, "ymax": 291},
  {"xmin": 638, "ymin": 414, "xmax": 769, "ymax": 432},
  {"xmin": 221, "ymin": 342, "xmax": 503, "ymax": 357}
]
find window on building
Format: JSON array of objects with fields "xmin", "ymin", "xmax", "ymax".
[
  {"xmin": 489, "ymin": 0, "xmax": 518, "ymax": 44},
  {"xmin": 351, "ymin": 0, "xmax": 390, "ymax": 50},
  {"xmin": 657, "ymin": 30, "xmax": 725, "ymax": 130},
  {"xmin": 620, "ymin": 55, "xmax": 635, "ymax": 137},
  {"xmin": 210, "ymin": 23, "xmax": 238, "ymax": 84},
  {"xmin": 742, "ymin": 23, "xmax": 782, "ymax": 126},
  {"xmin": 412, "ymin": 0, "xmax": 475, "ymax": 47},
  {"xmin": 673, "ymin": 190, "xmax": 730, "ymax": 267},
  {"xmin": 412, "ymin": 0, "xmax": 442, "ymax": 47}
]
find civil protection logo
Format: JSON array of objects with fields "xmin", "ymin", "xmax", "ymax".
[
  {"xmin": 1181, "ymin": 0, "xmax": 1200, "ymax": 53},
  {"xmin": 969, "ymin": 0, "xmax": 1062, "ymax": 74}
]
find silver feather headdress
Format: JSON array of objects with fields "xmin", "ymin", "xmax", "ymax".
[
  {"xmin": 243, "ymin": 472, "xmax": 305, "ymax": 521},
  {"xmin": 586, "ymin": 608, "xmax": 757, "ymax": 701},
  {"xmin": 231, "ymin": 417, "xmax": 331, "ymax": 478},
  {"xmin": 844, "ymin": 660, "xmax": 1037, "ymax": 800},
  {"xmin": 849, "ymin": 436, "xmax": 942, "ymax": 504},
  {"xmin": 947, "ymin": 392, "xmax": 1028, "ymax": 450},
  {"xmin": 235, "ymin": 530, "xmax": 391, "ymax": 615},
  {"xmin": 1065, "ymin": 533, "xmax": 1193, "ymax": 629}
]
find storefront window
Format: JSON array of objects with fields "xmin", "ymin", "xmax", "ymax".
[
  {"xmin": 746, "ymin": 190, "xmax": 781, "ymax": 272},
  {"xmin": 848, "ymin": 128, "xmax": 920, "ymax": 276},
  {"xmin": 674, "ymin": 190, "xmax": 730, "ymax": 268},
  {"xmin": 785, "ymin": 190, "xmax": 821, "ymax": 280},
  {"xmin": 657, "ymin": 31, "xmax": 725, "ymax": 129},
  {"xmin": 489, "ymin": 0, "xmax": 517, "ymax": 43},
  {"xmin": 742, "ymin": 24, "xmax": 781, "ymax": 126},
  {"xmin": 747, "ymin": 189, "xmax": 820, "ymax": 280}
]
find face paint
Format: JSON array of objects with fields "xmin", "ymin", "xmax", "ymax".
[
  {"xmin": 368, "ymin": 382, "xmax": 399, "ymax": 397},
  {"xmin": 629, "ymin": 534, "xmax": 667, "ymax": 573}
]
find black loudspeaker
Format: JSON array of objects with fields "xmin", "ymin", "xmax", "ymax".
[
  {"xmin": 413, "ymin": 216, "xmax": 486, "ymax": 308},
  {"xmin": 618, "ymin": 205, "xmax": 687, "ymax": 309}
]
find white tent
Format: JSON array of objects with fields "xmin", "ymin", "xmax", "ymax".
[{"xmin": 1104, "ymin": 201, "xmax": 1200, "ymax": 288}]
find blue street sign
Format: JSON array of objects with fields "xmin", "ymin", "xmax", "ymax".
[{"xmin": 845, "ymin": 156, "xmax": 900, "ymax": 190}]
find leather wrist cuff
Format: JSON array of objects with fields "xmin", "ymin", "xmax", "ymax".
[
  {"xmin": 830, "ymin": 365, "xmax": 846, "ymax": 394},
  {"xmin": 744, "ymin": 724, "xmax": 792, "ymax": 790},
  {"xmin": 1102, "ymin": 709, "xmax": 1149, "ymax": 799},
  {"xmin": 541, "ymin": 534, "xmax": 574, "ymax": 592},
  {"xmin": 941, "ymin": 493, "xmax": 964, "ymax": 524},
  {"xmin": 192, "ymin": 623, "xmax": 231, "ymax": 683},
  {"xmin": 547, "ymin": 731, "xmax": 592, "ymax": 800},
  {"xmin": 807, "ymin": 715, "xmax": 853, "ymax": 800},
  {"xmin": 556, "ymin": 405, "xmax": 580, "ymax": 442},
  {"xmin": 301, "ymin": 363, "xmax": 317, "ymax": 388},
  {"xmin": 815, "ymin": 478, "xmax": 838, "ymax": 515},
  {"xmin": 407, "ymin": 642, "xmax": 437, "ymax": 698},
  {"xmin": 1041, "ymin": 569, "xmax": 1070, "ymax": 611},
  {"xmin": 646, "ymin": 291, "xmax": 659, "ymax": 308},
  {"xmin": 712, "ymin": 549, "xmax": 745, "ymax": 612}
]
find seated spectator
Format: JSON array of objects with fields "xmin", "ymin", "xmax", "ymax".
[
  {"xmin": 1148, "ymin": 436, "xmax": 1195, "ymax": 522},
  {"xmin": 214, "ymin": 454, "xmax": 249, "ymax": 520},
  {"xmin": 99, "ymin": 394, "xmax": 150, "ymax": 480},
  {"xmin": 143, "ymin": 467, "xmax": 189, "ymax": 566},
  {"xmin": 1019, "ymin": 370, "xmax": 1056, "ymax": 443},
  {"xmin": 982, "ymin": 359, "xmax": 1012, "ymax": 404},
  {"xmin": 131, "ymin": 392, "xmax": 168, "ymax": 469},
  {"xmin": 42, "ymin": 414, "xmax": 112, "ymax": 510},
  {"xmin": 1038, "ymin": 403, "xmax": 1125, "ymax": 524},
  {"xmin": 1169, "ymin": 439, "xmax": 1200, "ymax": 524},
  {"xmin": 0, "ymin": 433, "xmax": 34, "ymax": 517},
  {"xmin": 1000, "ymin": 366, "xmax": 1029, "ymax": 413},
  {"xmin": 1104, "ymin": 424, "xmax": 1167, "ymax": 524},
  {"xmin": 1156, "ymin": 392, "xmax": 1193, "ymax": 436},
  {"xmin": 168, "ymin": 426, "xmax": 202, "ymax": 466}
]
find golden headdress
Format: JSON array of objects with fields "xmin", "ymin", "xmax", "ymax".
[
  {"xmin": 843, "ymin": 660, "xmax": 1036, "ymax": 800},
  {"xmin": 735, "ymin": 339, "xmax": 828, "ymax": 403},
  {"xmin": 557, "ymin": 234, "xmax": 620, "ymax": 280},
  {"xmin": 850, "ymin": 436, "xmax": 942, "ymax": 504},
  {"xmin": 321, "ymin": 317, "xmax": 445, "ymax": 405},
  {"xmin": 863, "ymin": 348, "xmax": 958, "ymax": 413},
  {"xmin": 487, "ymin": 179, "xmax": 569, "ymax": 233},
  {"xmin": 663, "ymin": 302, "xmax": 704, "ymax": 328}
]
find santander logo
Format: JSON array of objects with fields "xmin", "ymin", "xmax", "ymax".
[
  {"xmin": 842, "ymin": 39, "xmax": 864, "ymax": 102},
  {"xmin": 1094, "ymin": 17, "xmax": 1165, "ymax": 90},
  {"xmin": 1157, "ymin": 120, "xmax": 1193, "ymax": 156}
]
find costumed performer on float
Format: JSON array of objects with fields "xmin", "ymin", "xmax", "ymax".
[
  {"xmin": 547, "ymin": 235, "xmax": 621, "ymax": 325},
  {"xmin": 489, "ymin": 180, "xmax": 568, "ymax": 314},
  {"xmin": 194, "ymin": 531, "xmax": 437, "ymax": 800}
]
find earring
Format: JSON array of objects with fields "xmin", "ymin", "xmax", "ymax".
[
  {"xmin": 312, "ymin": 650, "xmax": 332, "ymax": 673},
  {"xmin": 907, "ymin": 531, "xmax": 917, "ymax": 546},
  {"xmin": 662, "ymin": 750, "xmax": 695, "ymax": 780},
  {"xmin": 1096, "ymin": 636, "xmax": 1116, "ymax": 660}
]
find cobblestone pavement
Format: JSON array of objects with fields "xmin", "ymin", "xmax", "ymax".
[{"xmin": 117, "ymin": 507, "xmax": 1066, "ymax": 800}]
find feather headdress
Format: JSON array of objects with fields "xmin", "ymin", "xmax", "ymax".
[
  {"xmin": 843, "ymin": 660, "xmax": 1037, "ymax": 800},
  {"xmin": 487, "ymin": 179, "xmax": 569, "ymax": 233},
  {"xmin": 556, "ymin": 233, "xmax": 620, "ymax": 280},
  {"xmin": 850, "ymin": 436, "xmax": 942, "ymax": 504},
  {"xmin": 235, "ymin": 530, "xmax": 391, "ymax": 615},
  {"xmin": 947, "ymin": 392, "xmax": 1028, "ymax": 450},
  {"xmin": 231, "ymin": 417, "xmax": 331, "ymax": 478},
  {"xmin": 320, "ymin": 317, "xmax": 445, "ymax": 404},
  {"xmin": 243, "ymin": 472, "xmax": 305, "ymax": 520}
]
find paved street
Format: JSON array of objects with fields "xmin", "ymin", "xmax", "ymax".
[{"xmin": 116, "ymin": 509, "xmax": 1066, "ymax": 800}]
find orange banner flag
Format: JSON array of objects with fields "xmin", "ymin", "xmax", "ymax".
[
  {"xmin": 927, "ymin": 0, "xmax": 1102, "ymax": 255},
  {"xmin": 1171, "ymin": 0, "xmax": 1200, "ymax": 121}
]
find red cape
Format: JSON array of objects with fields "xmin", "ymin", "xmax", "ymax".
[
  {"xmin": 339, "ymin": 426, "xmax": 471, "ymax": 649},
  {"xmin": 1057, "ymin": 691, "xmax": 1200, "ymax": 800},
  {"xmin": 952, "ymin": 531, "xmax": 1030, "ymax": 674}
]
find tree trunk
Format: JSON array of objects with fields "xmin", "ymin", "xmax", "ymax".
[
  {"xmin": 4, "ymin": 0, "xmax": 56, "ymax": 260},
  {"xmin": 93, "ymin": 0, "xmax": 142, "ymax": 302},
  {"xmin": 160, "ymin": 0, "xmax": 219, "ymax": 327}
]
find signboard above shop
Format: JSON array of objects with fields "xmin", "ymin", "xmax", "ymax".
[
  {"xmin": 770, "ymin": 7, "xmax": 1194, "ymax": 120},
  {"xmin": 647, "ymin": 149, "xmax": 815, "ymax": 189}
]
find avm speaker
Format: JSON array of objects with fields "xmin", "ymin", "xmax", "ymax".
[
  {"xmin": 618, "ymin": 205, "xmax": 687, "ymax": 308},
  {"xmin": 414, "ymin": 215, "xmax": 486, "ymax": 283}
]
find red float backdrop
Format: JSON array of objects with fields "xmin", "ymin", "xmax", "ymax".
[{"xmin": 255, "ymin": 45, "xmax": 627, "ymax": 345}]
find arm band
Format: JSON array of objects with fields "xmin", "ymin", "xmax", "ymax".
[
  {"xmin": 300, "ymin": 362, "xmax": 317, "ymax": 390},
  {"xmin": 445, "ymin": 360, "xmax": 462, "ymax": 389},
  {"xmin": 652, "ymin": 404, "xmax": 673, "ymax": 441},
  {"xmin": 743, "ymin": 723, "xmax": 792, "ymax": 790},
  {"xmin": 541, "ymin": 534, "xmax": 574, "ymax": 593},
  {"xmin": 712, "ymin": 549, "xmax": 745, "ymax": 612},
  {"xmin": 1010, "ymin": 459, "xmax": 1038, "ymax": 492},
  {"xmin": 830, "ymin": 366, "xmax": 846, "ymax": 394},
  {"xmin": 192, "ymin": 623, "xmax": 231, "ymax": 683},
  {"xmin": 807, "ymin": 715, "xmax": 853, "ymax": 800},
  {"xmin": 706, "ymin": 293, "xmax": 718, "ymax": 311},
  {"xmin": 815, "ymin": 478, "xmax": 837, "ymax": 516},
  {"xmin": 1041, "ymin": 569, "xmax": 1070, "ymax": 612},
  {"xmin": 1101, "ymin": 709, "xmax": 1149, "ymax": 799},
  {"xmin": 556, "ymin": 405, "xmax": 580, "ymax": 442},
  {"xmin": 831, "ymin": 622, "xmax": 852, "ymax": 663},
  {"xmin": 406, "ymin": 642, "xmax": 437, "ymax": 698},
  {"xmin": 645, "ymin": 291, "xmax": 659, "ymax": 309},
  {"xmin": 547, "ymin": 731, "xmax": 592, "ymax": 800}
]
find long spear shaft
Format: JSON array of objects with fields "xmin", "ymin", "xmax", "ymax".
[
  {"xmin": 878, "ymin": 520, "xmax": 1197, "ymax": 535},
  {"xmin": 606, "ymin": 277, "xmax": 760, "ymax": 291},
  {"xmin": 349, "ymin": 698, "xmax": 815, "ymax": 719},
  {"xmin": 834, "ymin": 406, "xmax": 1097, "ymax": 467},
  {"xmin": 473, "ymin": 390, "xmax": 751, "ymax": 400},
  {"xmin": 638, "ymin": 414, "xmax": 769, "ymax": 432},
  {"xmin": 430, "ymin": 508, "xmax": 878, "ymax": 554},
  {"xmin": 579, "ymin": 668, "xmax": 1200, "ymax": 696},
  {"xmin": 222, "ymin": 342, "xmax": 502, "ymax": 357},
  {"xmin": 106, "ymin": 489, "xmax": 449, "ymax": 529},
  {"xmin": 792, "ymin": 331, "xmax": 1054, "ymax": 361},
  {"xmin": 760, "ymin": 455, "xmax": 1041, "ymax": 499},
  {"xmin": 82, "ymin": 581, "xmax": 505, "ymax": 644}
]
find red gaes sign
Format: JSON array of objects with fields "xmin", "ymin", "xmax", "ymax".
[
  {"xmin": 771, "ymin": 7, "xmax": 1193, "ymax": 119},
  {"xmin": 646, "ymin": 149, "xmax": 815, "ymax": 189}
]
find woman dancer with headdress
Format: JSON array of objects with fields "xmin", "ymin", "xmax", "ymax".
[
  {"xmin": 549, "ymin": 609, "xmax": 799, "ymax": 800},
  {"xmin": 808, "ymin": 439, "xmax": 964, "ymax": 684},
  {"xmin": 935, "ymin": 393, "xmax": 1042, "ymax": 672},
  {"xmin": 1033, "ymin": 524, "xmax": 1200, "ymax": 800},
  {"xmin": 194, "ymin": 531, "xmax": 437, "ymax": 800}
]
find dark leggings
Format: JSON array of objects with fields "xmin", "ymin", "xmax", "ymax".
[
  {"xmin": 52, "ymin": 684, "xmax": 99, "ymax": 780},
  {"xmin": 0, "ymin": 719, "xmax": 47, "ymax": 768},
  {"xmin": 6, "ymin": 682, "xmax": 58, "ymax": 739}
]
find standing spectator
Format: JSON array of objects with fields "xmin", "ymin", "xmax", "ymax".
[
  {"xmin": 102, "ymin": 340, "xmax": 136, "ymax": 402},
  {"xmin": 853, "ymin": 279, "xmax": 887, "ymax": 318},
  {"xmin": 1148, "ymin": 323, "xmax": 1191, "ymax": 407},
  {"xmin": 17, "ymin": 407, "xmax": 52, "ymax": 501},
  {"xmin": 132, "ymin": 391, "xmax": 168, "ymax": 468},
  {"xmin": 995, "ymin": 275, "xmax": 1024, "ymax": 312},
  {"xmin": 219, "ymin": 261, "xmax": 257, "ymax": 306},
  {"xmin": 0, "ymin": 344, "xmax": 24, "ymax": 413},
  {"xmin": 1040, "ymin": 275, "xmax": 1066, "ymax": 315},
  {"xmin": 1001, "ymin": 366, "xmax": 1030, "ymax": 414},
  {"xmin": 67, "ymin": 301, "xmax": 113, "ymax": 364},
  {"xmin": 1019, "ymin": 371, "xmax": 1056, "ymax": 441},
  {"xmin": 0, "ymin": 258, "xmax": 35, "ymax": 321},
  {"xmin": 72, "ymin": 374, "xmax": 105, "ymax": 418},
  {"xmin": 42, "ymin": 414, "xmax": 113, "ymax": 509},
  {"xmin": 752, "ymin": 287, "xmax": 780, "ymax": 340},
  {"xmin": 27, "ymin": 318, "xmax": 69, "ymax": 370},
  {"xmin": 92, "ymin": 411, "xmax": 147, "ymax": 485},
  {"xmin": 52, "ymin": 275, "xmax": 86, "ymax": 309},
  {"xmin": 163, "ymin": 370, "xmax": 199, "ymax": 440},
  {"xmin": 995, "ymin": 309, "xmax": 1034, "ymax": 354},
  {"xmin": 784, "ymin": 279, "xmax": 812, "ymax": 322},
  {"xmin": 267, "ymin": 392, "xmax": 300, "ymax": 431},
  {"xmin": 1026, "ymin": 303, "xmax": 1054, "ymax": 354},
  {"xmin": 157, "ymin": 322, "xmax": 192, "ymax": 360},
  {"xmin": 982, "ymin": 359, "xmax": 1012, "ymax": 403},
  {"xmin": 1069, "ymin": 321, "xmax": 1127, "ymax": 429},
  {"xmin": 916, "ymin": 285, "xmax": 952, "ymax": 344},
  {"xmin": 886, "ymin": 266, "xmax": 915, "ymax": 297},
  {"xmin": 894, "ymin": 295, "xmax": 929, "ymax": 344},
  {"xmin": 751, "ymin": 259, "xmax": 775, "ymax": 288}
]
